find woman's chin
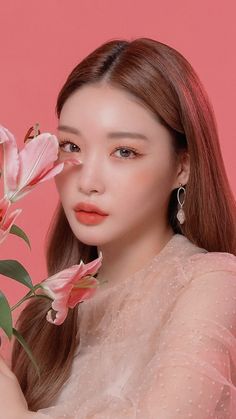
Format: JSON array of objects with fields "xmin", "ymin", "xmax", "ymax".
[{"xmin": 71, "ymin": 229, "xmax": 109, "ymax": 246}]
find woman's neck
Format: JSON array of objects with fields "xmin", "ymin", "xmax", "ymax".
[{"xmin": 96, "ymin": 226, "xmax": 174, "ymax": 286}]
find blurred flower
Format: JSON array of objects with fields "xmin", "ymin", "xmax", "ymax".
[
  {"xmin": 40, "ymin": 252, "xmax": 103, "ymax": 325},
  {"xmin": 0, "ymin": 125, "xmax": 81, "ymax": 202},
  {"xmin": 0, "ymin": 196, "xmax": 22, "ymax": 245}
]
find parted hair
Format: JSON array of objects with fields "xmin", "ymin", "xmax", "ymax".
[{"xmin": 11, "ymin": 37, "xmax": 236, "ymax": 411}]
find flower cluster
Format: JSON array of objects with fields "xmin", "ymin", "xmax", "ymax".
[{"xmin": 0, "ymin": 125, "xmax": 103, "ymax": 370}]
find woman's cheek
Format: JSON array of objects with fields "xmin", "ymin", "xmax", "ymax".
[
  {"xmin": 134, "ymin": 166, "xmax": 174, "ymax": 203},
  {"xmin": 132, "ymin": 166, "xmax": 162, "ymax": 191},
  {"xmin": 134, "ymin": 170, "xmax": 153, "ymax": 186}
]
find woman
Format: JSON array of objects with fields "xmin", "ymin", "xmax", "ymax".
[{"xmin": 1, "ymin": 37, "xmax": 236, "ymax": 418}]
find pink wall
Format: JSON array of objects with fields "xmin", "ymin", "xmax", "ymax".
[{"xmin": 0, "ymin": 1, "xmax": 235, "ymax": 321}]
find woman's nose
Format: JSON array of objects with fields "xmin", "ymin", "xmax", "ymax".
[{"xmin": 76, "ymin": 155, "xmax": 105, "ymax": 195}]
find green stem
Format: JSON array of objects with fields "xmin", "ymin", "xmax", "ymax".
[
  {"xmin": 11, "ymin": 285, "xmax": 52, "ymax": 311},
  {"xmin": 11, "ymin": 290, "xmax": 33, "ymax": 311}
]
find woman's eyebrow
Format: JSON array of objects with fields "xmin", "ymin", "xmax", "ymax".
[
  {"xmin": 57, "ymin": 125, "xmax": 80, "ymax": 135},
  {"xmin": 107, "ymin": 131, "xmax": 149, "ymax": 141},
  {"xmin": 57, "ymin": 125, "xmax": 149, "ymax": 141}
]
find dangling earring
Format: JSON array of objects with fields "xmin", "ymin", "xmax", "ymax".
[{"xmin": 176, "ymin": 183, "xmax": 186, "ymax": 224}]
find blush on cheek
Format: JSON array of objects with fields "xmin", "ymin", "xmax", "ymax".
[
  {"xmin": 133, "ymin": 166, "xmax": 175, "ymax": 206},
  {"xmin": 134, "ymin": 169, "xmax": 169, "ymax": 189},
  {"xmin": 134, "ymin": 171, "xmax": 154, "ymax": 186}
]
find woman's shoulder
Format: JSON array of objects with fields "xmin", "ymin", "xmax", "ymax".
[
  {"xmin": 167, "ymin": 234, "xmax": 236, "ymax": 283},
  {"xmin": 182, "ymin": 243, "xmax": 236, "ymax": 284}
]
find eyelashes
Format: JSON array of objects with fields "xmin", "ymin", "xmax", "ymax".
[
  {"xmin": 59, "ymin": 140, "xmax": 80, "ymax": 153},
  {"xmin": 58, "ymin": 139, "xmax": 142, "ymax": 160},
  {"xmin": 114, "ymin": 147, "xmax": 140, "ymax": 159}
]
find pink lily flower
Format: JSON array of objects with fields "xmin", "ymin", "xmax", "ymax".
[
  {"xmin": 40, "ymin": 252, "xmax": 103, "ymax": 325},
  {"xmin": 0, "ymin": 195, "xmax": 22, "ymax": 244},
  {"xmin": 0, "ymin": 125, "xmax": 81, "ymax": 202}
]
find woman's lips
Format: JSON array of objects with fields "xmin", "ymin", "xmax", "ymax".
[
  {"xmin": 75, "ymin": 210, "xmax": 108, "ymax": 225},
  {"xmin": 73, "ymin": 202, "xmax": 108, "ymax": 215}
]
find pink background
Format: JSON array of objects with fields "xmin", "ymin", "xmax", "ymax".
[{"xmin": 0, "ymin": 0, "xmax": 235, "ymax": 338}]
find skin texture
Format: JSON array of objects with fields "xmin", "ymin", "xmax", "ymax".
[{"xmin": 55, "ymin": 83, "xmax": 190, "ymax": 285}]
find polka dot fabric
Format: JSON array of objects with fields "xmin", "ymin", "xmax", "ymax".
[{"xmin": 31, "ymin": 234, "xmax": 236, "ymax": 418}]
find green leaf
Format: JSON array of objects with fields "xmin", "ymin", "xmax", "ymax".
[
  {"xmin": 12, "ymin": 328, "xmax": 41, "ymax": 378},
  {"xmin": 10, "ymin": 224, "xmax": 31, "ymax": 250},
  {"xmin": 0, "ymin": 291, "xmax": 13, "ymax": 339},
  {"xmin": 0, "ymin": 260, "xmax": 33, "ymax": 290}
]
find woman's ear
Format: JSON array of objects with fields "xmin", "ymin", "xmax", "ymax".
[{"xmin": 174, "ymin": 151, "xmax": 190, "ymax": 188}]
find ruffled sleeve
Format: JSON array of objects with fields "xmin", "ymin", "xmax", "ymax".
[{"xmin": 132, "ymin": 251, "xmax": 236, "ymax": 418}]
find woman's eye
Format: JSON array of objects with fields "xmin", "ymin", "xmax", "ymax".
[
  {"xmin": 113, "ymin": 147, "xmax": 140, "ymax": 159},
  {"xmin": 59, "ymin": 141, "xmax": 140, "ymax": 159},
  {"xmin": 59, "ymin": 140, "xmax": 80, "ymax": 153}
]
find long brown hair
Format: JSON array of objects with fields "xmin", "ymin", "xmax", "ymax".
[{"xmin": 11, "ymin": 37, "xmax": 236, "ymax": 411}]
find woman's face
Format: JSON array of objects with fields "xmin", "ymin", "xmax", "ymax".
[{"xmin": 55, "ymin": 83, "xmax": 189, "ymax": 247}]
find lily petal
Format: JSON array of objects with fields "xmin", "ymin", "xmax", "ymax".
[
  {"xmin": 41, "ymin": 252, "xmax": 103, "ymax": 326},
  {"xmin": 26, "ymin": 157, "xmax": 82, "ymax": 186},
  {"xmin": 0, "ymin": 195, "xmax": 10, "ymax": 221},
  {"xmin": 8, "ymin": 134, "xmax": 58, "ymax": 201},
  {"xmin": 0, "ymin": 206, "xmax": 22, "ymax": 245},
  {"xmin": 68, "ymin": 278, "xmax": 98, "ymax": 308},
  {"xmin": 46, "ymin": 305, "xmax": 69, "ymax": 326},
  {"xmin": 0, "ymin": 126, "xmax": 20, "ymax": 193},
  {"xmin": 0, "ymin": 126, "xmax": 80, "ymax": 203},
  {"xmin": 70, "ymin": 251, "xmax": 103, "ymax": 286},
  {"xmin": 42, "ymin": 264, "xmax": 84, "ymax": 296}
]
